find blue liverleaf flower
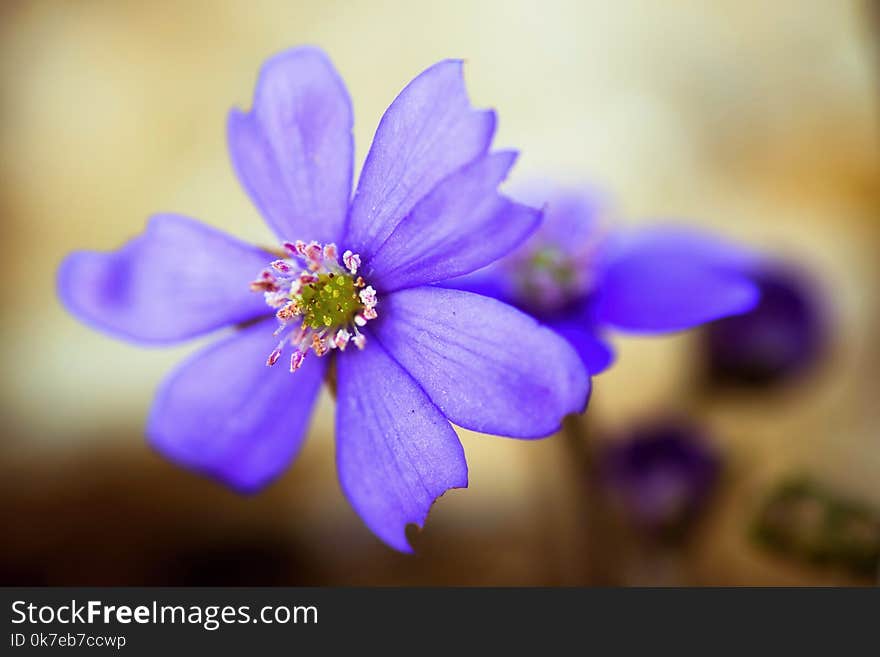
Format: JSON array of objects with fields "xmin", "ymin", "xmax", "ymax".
[
  {"xmin": 443, "ymin": 184, "xmax": 761, "ymax": 375},
  {"xmin": 701, "ymin": 265, "xmax": 828, "ymax": 388},
  {"xmin": 599, "ymin": 419, "xmax": 722, "ymax": 538},
  {"xmin": 56, "ymin": 48, "xmax": 589, "ymax": 552}
]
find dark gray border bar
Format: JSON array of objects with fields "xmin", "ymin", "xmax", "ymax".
[{"xmin": 2, "ymin": 587, "xmax": 877, "ymax": 653}]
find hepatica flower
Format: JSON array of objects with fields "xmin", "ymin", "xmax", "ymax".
[
  {"xmin": 57, "ymin": 48, "xmax": 588, "ymax": 551},
  {"xmin": 599, "ymin": 420, "xmax": 721, "ymax": 537},
  {"xmin": 702, "ymin": 265, "xmax": 827, "ymax": 388},
  {"xmin": 444, "ymin": 186, "xmax": 761, "ymax": 375}
]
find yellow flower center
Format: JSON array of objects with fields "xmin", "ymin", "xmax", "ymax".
[{"xmin": 297, "ymin": 273, "xmax": 363, "ymax": 331}]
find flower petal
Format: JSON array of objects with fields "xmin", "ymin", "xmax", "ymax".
[
  {"xmin": 336, "ymin": 341, "xmax": 467, "ymax": 552},
  {"xmin": 57, "ymin": 214, "xmax": 271, "ymax": 344},
  {"xmin": 602, "ymin": 226, "xmax": 758, "ymax": 271},
  {"xmin": 345, "ymin": 59, "xmax": 496, "ymax": 259},
  {"xmin": 513, "ymin": 182, "xmax": 611, "ymax": 257},
  {"xmin": 593, "ymin": 228, "xmax": 760, "ymax": 332},
  {"xmin": 373, "ymin": 287, "xmax": 590, "ymax": 438},
  {"xmin": 436, "ymin": 259, "xmax": 518, "ymax": 307},
  {"xmin": 546, "ymin": 317, "xmax": 616, "ymax": 376},
  {"xmin": 365, "ymin": 151, "xmax": 540, "ymax": 291},
  {"xmin": 148, "ymin": 318, "xmax": 325, "ymax": 492},
  {"xmin": 228, "ymin": 47, "xmax": 353, "ymax": 244}
]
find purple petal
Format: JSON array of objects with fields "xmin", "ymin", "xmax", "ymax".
[
  {"xmin": 374, "ymin": 287, "xmax": 590, "ymax": 438},
  {"xmin": 602, "ymin": 226, "xmax": 758, "ymax": 271},
  {"xmin": 228, "ymin": 47, "xmax": 353, "ymax": 244},
  {"xmin": 440, "ymin": 185, "xmax": 611, "ymax": 315},
  {"xmin": 57, "ymin": 214, "xmax": 271, "ymax": 344},
  {"xmin": 593, "ymin": 228, "xmax": 760, "ymax": 332},
  {"xmin": 148, "ymin": 318, "xmax": 325, "ymax": 492},
  {"xmin": 546, "ymin": 316, "xmax": 615, "ymax": 376},
  {"xmin": 513, "ymin": 182, "xmax": 611, "ymax": 258},
  {"xmin": 336, "ymin": 341, "xmax": 467, "ymax": 552},
  {"xmin": 366, "ymin": 151, "xmax": 539, "ymax": 291},
  {"xmin": 437, "ymin": 259, "xmax": 518, "ymax": 307},
  {"xmin": 345, "ymin": 59, "xmax": 496, "ymax": 259}
]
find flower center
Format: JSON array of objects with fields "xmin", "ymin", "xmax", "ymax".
[
  {"xmin": 299, "ymin": 272, "xmax": 362, "ymax": 330},
  {"xmin": 250, "ymin": 241, "xmax": 378, "ymax": 372},
  {"xmin": 511, "ymin": 246, "xmax": 590, "ymax": 315}
]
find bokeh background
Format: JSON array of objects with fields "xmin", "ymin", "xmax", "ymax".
[{"xmin": 1, "ymin": 0, "xmax": 878, "ymax": 585}]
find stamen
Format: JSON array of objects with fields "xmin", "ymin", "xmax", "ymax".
[
  {"xmin": 266, "ymin": 344, "xmax": 283, "ymax": 367},
  {"xmin": 249, "ymin": 269, "xmax": 279, "ymax": 292},
  {"xmin": 334, "ymin": 328, "xmax": 351, "ymax": 351},
  {"xmin": 312, "ymin": 333, "xmax": 329, "ymax": 356},
  {"xmin": 359, "ymin": 285, "xmax": 377, "ymax": 308},
  {"xmin": 276, "ymin": 303, "xmax": 298, "ymax": 321},
  {"xmin": 290, "ymin": 350, "xmax": 306, "ymax": 372},
  {"xmin": 250, "ymin": 279, "xmax": 277, "ymax": 293},
  {"xmin": 342, "ymin": 250, "xmax": 361, "ymax": 275},
  {"xmin": 252, "ymin": 241, "xmax": 378, "ymax": 373}
]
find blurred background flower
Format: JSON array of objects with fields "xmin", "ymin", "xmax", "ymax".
[
  {"xmin": 1, "ymin": 0, "xmax": 878, "ymax": 585},
  {"xmin": 445, "ymin": 184, "xmax": 761, "ymax": 376},
  {"xmin": 701, "ymin": 265, "xmax": 829, "ymax": 388},
  {"xmin": 598, "ymin": 420, "xmax": 721, "ymax": 540}
]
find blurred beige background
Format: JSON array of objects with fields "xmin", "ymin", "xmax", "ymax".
[{"xmin": 1, "ymin": 0, "xmax": 878, "ymax": 584}]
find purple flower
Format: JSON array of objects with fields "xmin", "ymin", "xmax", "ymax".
[
  {"xmin": 702, "ymin": 265, "xmax": 827, "ymax": 387},
  {"xmin": 599, "ymin": 420, "xmax": 721, "ymax": 536},
  {"xmin": 56, "ymin": 48, "xmax": 589, "ymax": 552},
  {"xmin": 444, "ymin": 185, "xmax": 761, "ymax": 375}
]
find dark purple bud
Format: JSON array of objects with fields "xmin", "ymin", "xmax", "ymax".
[
  {"xmin": 599, "ymin": 420, "xmax": 722, "ymax": 538},
  {"xmin": 702, "ymin": 265, "xmax": 827, "ymax": 388}
]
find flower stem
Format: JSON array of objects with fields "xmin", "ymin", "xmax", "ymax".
[
  {"xmin": 325, "ymin": 358, "xmax": 337, "ymax": 399},
  {"xmin": 561, "ymin": 413, "xmax": 620, "ymax": 584}
]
